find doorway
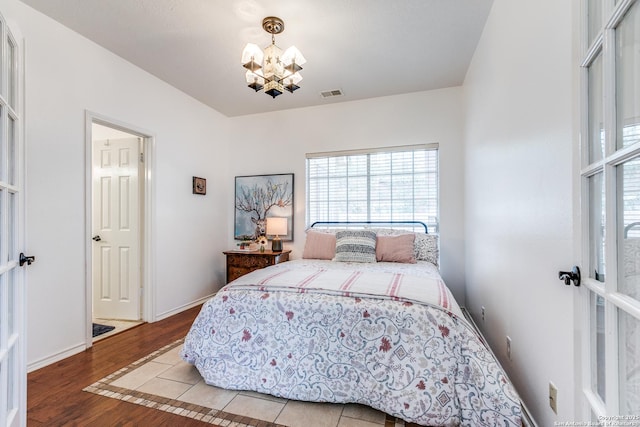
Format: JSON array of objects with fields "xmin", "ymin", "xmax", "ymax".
[{"xmin": 85, "ymin": 113, "xmax": 154, "ymax": 345}]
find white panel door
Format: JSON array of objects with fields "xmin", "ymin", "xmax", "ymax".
[
  {"xmin": 578, "ymin": 0, "xmax": 640, "ymax": 420},
  {"xmin": 0, "ymin": 12, "xmax": 24, "ymax": 427},
  {"xmin": 92, "ymin": 138, "xmax": 141, "ymax": 320}
]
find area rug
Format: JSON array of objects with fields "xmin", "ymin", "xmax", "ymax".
[
  {"xmin": 83, "ymin": 339, "xmax": 288, "ymax": 426},
  {"xmin": 83, "ymin": 339, "xmax": 397, "ymax": 427},
  {"xmin": 92, "ymin": 323, "xmax": 116, "ymax": 338}
]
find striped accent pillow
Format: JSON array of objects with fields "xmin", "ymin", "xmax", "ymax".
[{"xmin": 334, "ymin": 230, "xmax": 377, "ymax": 263}]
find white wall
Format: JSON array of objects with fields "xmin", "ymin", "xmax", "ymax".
[
  {"xmin": 464, "ymin": 0, "xmax": 575, "ymax": 425},
  {"xmin": 228, "ymin": 88, "xmax": 467, "ymax": 303},
  {"xmin": 4, "ymin": 0, "xmax": 231, "ymax": 369}
]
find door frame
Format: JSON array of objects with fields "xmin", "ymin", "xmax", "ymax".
[{"xmin": 84, "ymin": 111, "xmax": 155, "ymax": 348}]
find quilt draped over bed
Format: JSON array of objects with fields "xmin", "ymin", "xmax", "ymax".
[{"xmin": 181, "ymin": 260, "xmax": 521, "ymax": 426}]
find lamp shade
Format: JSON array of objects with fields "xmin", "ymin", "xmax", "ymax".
[
  {"xmin": 245, "ymin": 70, "xmax": 265, "ymax": 85},
  {"xmin": 241, "ymin": 43, "xmax": 264, "ymax": 71},
  {"xmin": 245, "ymin": 71, "xmax": 265, "ymax": 91},
  {"xmin": 284, "ymin": 72, "xmax": 302, "ymax": 85},
  {"xmin": 266, "ymin": 217, "xmax": 287, "ymax": 236},
  {"xmin": 282, "ymin": 46, "xmax": 306, "ymax": 68}
]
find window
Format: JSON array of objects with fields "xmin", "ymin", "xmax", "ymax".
[{"xmin": 306, "ymin": 144, "xmax": 439, "ymax": 232}]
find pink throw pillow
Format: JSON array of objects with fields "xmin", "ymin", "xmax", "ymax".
[
  {"xmin": 302, "ymin": 231, "xmax": 337, "ymax": 260},
  {"xmin": 376, "ymin": 234, "xmax": 416, "ymax": 263}
]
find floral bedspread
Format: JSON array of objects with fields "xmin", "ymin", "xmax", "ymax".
[{"xmin": 181, "ymin": 260, "xmax": 521, "ymax": 426}]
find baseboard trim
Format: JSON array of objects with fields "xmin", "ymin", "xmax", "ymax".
[
  {"xmin": 27, "ymin": 343, "xmax": 86, "ymax": 373},
  {"xmin": 154, "ymin": 294, "xmax": 214, "ymax": 321},
  {"xmin": 461, "ymin": 307, "xmax": 538, "ymax": 427},
  {"xmin": 27, "ymin": 295, "xmax": 215, "ymax": 373}
]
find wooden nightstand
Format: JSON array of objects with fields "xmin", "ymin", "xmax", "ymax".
[{"xmin": 223, "ymin": 249, "xmax": 291, "ymax": 283}]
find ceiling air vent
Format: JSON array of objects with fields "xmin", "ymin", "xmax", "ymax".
[{"xmin": 320, "ymin": 89, "xmax": 344, "ymax": 98}]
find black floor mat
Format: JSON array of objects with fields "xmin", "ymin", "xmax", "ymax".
[{"xmin": 92, "ymin": 323, "xmax": 116, "ymax": 338}]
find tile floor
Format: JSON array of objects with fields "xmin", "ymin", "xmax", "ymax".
[
  {"xmin": 93, "ymin": 318, "xmax": 144, "ymax": 342},
  {"xmin": 110, "ymin": 343, "xmax": 396, "ymax": 427}
]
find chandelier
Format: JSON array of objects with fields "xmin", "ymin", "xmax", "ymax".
[{"xmin": 241, "ymin": 17, "xmax": 306, "ymax": 98}]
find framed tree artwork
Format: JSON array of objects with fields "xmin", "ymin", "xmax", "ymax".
[{"xmin": 234, "ymin": 173, "xmax": 294, "ymax": 241}]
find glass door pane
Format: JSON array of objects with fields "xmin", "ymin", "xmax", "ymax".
[
  {"xmin": 8, "ymin": 192, "xmax": 14, "ymax": 264},
  {"xmin": 616, "ymin": 1, "xmax": 640, "ymax": 150},
  {"xmin": 8, "ymin": 116, "xmax": 15, "ymax": 186},
  {"xmin": 592, "ymin": 292, "xmax": 606, "ymax": 401},
  {"xmin": 0, "ymin": 106, "xmax": 4, "ymax": 181},
  {"xmin": 590, "ymin": 173, "xmax": 606, "ymax": 281},
  {"xmin": 618, "ymin": 310, "xmax": 640, "ymax": 415},
  {"xmin": 7, "ymin": 270, "xmax": 14, "ymax": 336},
  {"xmin": 589, "ymin": 54, "xmax": 605, "ymax": 163},
  {"xmin": 588, "ymin": 0, "xmax": 603, "ymax": 45},
  {"xmin": 7, "ymin": 36, "xmax": 15, "ymax": 110},
  {"xmin": 618, "ymin": 157, "xmax": 640, "ymax": 300}
]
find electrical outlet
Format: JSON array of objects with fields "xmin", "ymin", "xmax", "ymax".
[
  {"xmin": 549, "ymin": 382, "xmax": 558, "ymax": 414},
  {"xmin": 506, "ymin": 336, "xmax": 512, "ymax": 360},
  {"xmin": 481, "ymin": 306, "xmax": 485, "ymax": 322}
]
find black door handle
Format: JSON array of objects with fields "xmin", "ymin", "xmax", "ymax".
[
  {"xmin": 92, "ymin": 235, "xmax": 102, "ymax": 241},
  {"xmin": 19, "ymin": 252, "xmax": 35, "ymax": 267},
  {"xmin": 559, "ymin": 266, "xmax": 581, "ymax": 286}
]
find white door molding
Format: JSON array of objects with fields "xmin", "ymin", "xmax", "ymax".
[{"xmin": 84, "ymin": 111, "xmax": 156, "ymax": 348}]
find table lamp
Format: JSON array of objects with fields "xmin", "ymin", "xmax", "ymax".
[{"xmin": 267, "ymin": 217, "xmax": 287, "ymax": 252}]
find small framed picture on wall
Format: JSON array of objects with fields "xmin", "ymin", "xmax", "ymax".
[{"xmin": 192, "ymin": 176, "xmax": 206, "ymax": 195}]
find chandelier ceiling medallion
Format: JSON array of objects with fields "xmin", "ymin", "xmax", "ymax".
[{"xmin": 241, "ymin": 16, "xmax": 306, "ymax": 99}]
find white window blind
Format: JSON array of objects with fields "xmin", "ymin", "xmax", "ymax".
[{"xmin": 306, "ymin": 145, "xmax": 439, "ymax": 232}]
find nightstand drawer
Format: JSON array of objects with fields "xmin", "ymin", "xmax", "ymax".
[
  {"xmin": 223, "ymin": 250, "xmax": 291, "ymax": 283},
  {"xmin": 226, "ymin": 254, "xmax": 272, "ymax": 269}
]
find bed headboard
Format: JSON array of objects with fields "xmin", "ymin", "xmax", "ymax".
[
  {"xmin": 310, "ymin": 221, "xmax": 429, "ymax": 234},
  {"xmin": 625, "ymin": 222, "xmax": 640, "ymax": 238}
]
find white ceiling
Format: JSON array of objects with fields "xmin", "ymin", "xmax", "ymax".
[{"xmin": 19, "ymin": 0, "xmax": 493, "ymax": 117}]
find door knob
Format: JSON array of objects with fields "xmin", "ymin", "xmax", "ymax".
[
  {"xmin": 92, "ymin": 235, "xmax": 102, "ymax": 241},
  {"xmin": 19, "ymin": 252, "xmax": 35, "ymax": 266},
  {"xmin": 558, "ymin": 266, "xmax": 581, "ymax": 286}
]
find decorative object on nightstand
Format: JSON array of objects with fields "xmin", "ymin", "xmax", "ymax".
[
  {"xmin": 223, "ymin": 249, "xmax": 291, "ymax": 283},
  {"xmin": 256, "ymin": 235, "xmax": 268, "ymax": 253},
  {"xmin": 267, "ymin": 217, "xmax": 287, "ymax": 252}
]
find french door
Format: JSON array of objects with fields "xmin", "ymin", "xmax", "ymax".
[
  {"xmin": 0, "ymin": 11, "xmax": 24, "ymax": 427},
  {"xmin": 579, "ymin": 0, "xmax": 640, "ymax": 420}
]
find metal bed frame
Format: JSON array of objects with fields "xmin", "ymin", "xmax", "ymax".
[{"xmin": 310, "ymin": 220, "xmax": 429, "ymax": 233}]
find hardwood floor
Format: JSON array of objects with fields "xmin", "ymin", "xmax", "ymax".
[{"xmin": 27, "ymin": 305, "xmax": 208, "ymax": 426}]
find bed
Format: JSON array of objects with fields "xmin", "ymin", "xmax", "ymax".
[{"xmin": 181, "ymin": 223, "xmax": 522, "ymax": 426}]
